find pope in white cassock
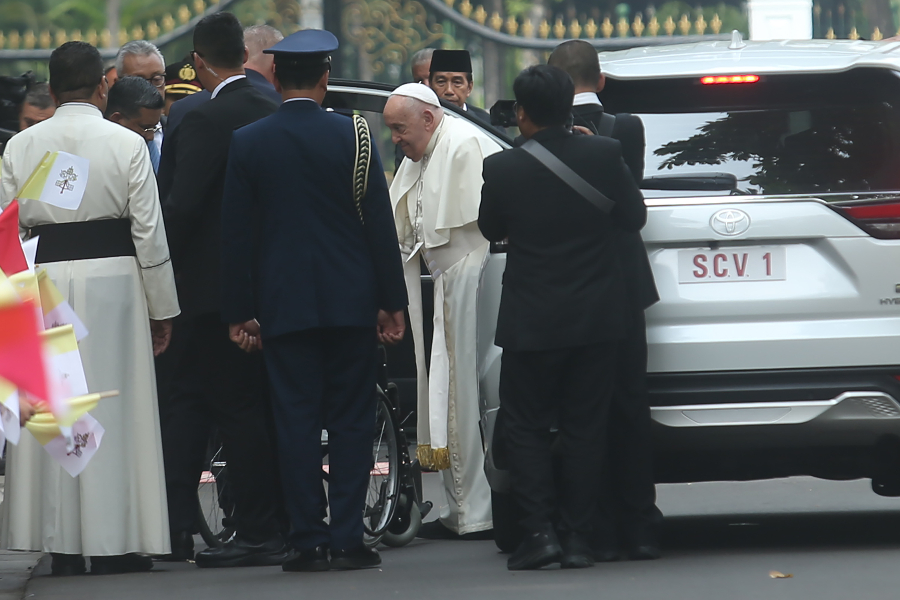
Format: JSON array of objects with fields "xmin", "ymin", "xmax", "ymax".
[
  {"xmin": 0, "ymin": 42, "xmax": 179, "ymax": 576},
  {"xmin": 384, "ymin": 83, "xmax": 501, "ymax": 538}
]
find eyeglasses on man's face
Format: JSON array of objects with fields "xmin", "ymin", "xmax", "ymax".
[{"xmin": 146, "ymin": 74, "xmax": 166, "ymax": 89}]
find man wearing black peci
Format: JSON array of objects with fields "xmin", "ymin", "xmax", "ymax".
[
  {"xmin": 478, "ymin": 65, "xmax": 646, "ymax": 570},
  {"xmin": 549, "ymin": 40, "xmax": 663, "ymax": 562},
  {"xmin": 429, "ymin": 49, "xmax": 493, "ymax": 128},
  {"xmin": 158, "ymin": 12, "xmax": 285, "ymax": 568}
]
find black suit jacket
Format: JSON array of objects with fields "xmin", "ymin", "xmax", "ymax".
[
  {"xmin": 164, "ymin": 71, "xmax": 277, "ymax": 136},
  {"xmin": 478, "ymin": 127, "xmax": 647, "ymax": 352},
  {"xmin": 572, "ymin": 103, "xmax": 659, "ymax": 310},
  {"xmin": 221, "ymin": 101, "xmax": 407, "ymax": 337},
  {"xmin": 159, "ymin": 78, "xmax": 279, "ymax": 318},
  {"xmin": 244, "ymin": 68, "xmax": 282, "ymax": 104},
  {"xmin": 165, "ymin": 90, "xmax": 211, "ymax": 136}
]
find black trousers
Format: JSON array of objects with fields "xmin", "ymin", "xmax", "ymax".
[
  {"xmin": 500, "ymin": 341, "xmax": 618, "ymax": 535},
  {"xmin": 596, "ymin": 311, "xmax": 662, "ymax": 546},
  {"xmin": 160, "ymin": 313, "xmax": 281, "ymax": 542},
  {"xmin": 264, "ymin": 327, "xmax": 377, "ymax": 552}
]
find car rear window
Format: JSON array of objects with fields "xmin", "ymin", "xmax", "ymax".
[{"xmin": 601, "ymin": 68, "xmax": 900, "ymax": 198}]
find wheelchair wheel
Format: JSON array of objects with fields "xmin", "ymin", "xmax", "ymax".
[
  {"xmin": 381, "ymin": 493, "xmax": 423, "ymax": 548},
  {"xmin": 197, "ymin": 434, "xmax": 236, "ymax": 548},
  {"xmin": 363, "ymin": 391, "xmax": 400, "ymax": 539}
]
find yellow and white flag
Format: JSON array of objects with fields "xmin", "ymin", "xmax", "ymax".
[
  {"xmin": 24, "ymin": 392, "xmax": 101, "ymax": 446},
  {"xmin": 41, "ymin": 324, "xmax": 88, "ymax": 426},
  {"xmin": 43, "ymin": 414, "xmax": 104, "ymax": 477},
  {"xmin": 16, "ymin": 151, "xmax": 90, "ymax": 211},
  {"xmin": 21, "ymin": 236, "xmax": 38, "ymax": 273},
  {"xmin": 9, "ymin": 270, "xmax": 43, "ymax": 332},
  {"xmin": 0, "ymin": 269, "xmax": 20, "ymax": 307},
  {"xmin": 37, "ymin": 269, "xmax": 88, "ymax": 341},
  {"xmin": 0, "ymin": 377, "xmax": 19, "ymax": 445}
]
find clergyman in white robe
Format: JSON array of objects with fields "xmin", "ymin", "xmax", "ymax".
[
  {"xmin": 0, "ymin": 102, "xmax": 180, "ymax": 556},
  {"xmin": 390, "ymin": 108, "xmax": 501, "ymax": 535}
]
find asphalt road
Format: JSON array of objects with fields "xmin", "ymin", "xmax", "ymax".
[{"xmin": 25, "ymin": 475, "xmax": 900, "ymax": 600}]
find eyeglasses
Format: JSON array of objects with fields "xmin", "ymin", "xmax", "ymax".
[
  {"xmin": 141, "ymin": 123, "xmax": 162, "ymax": 134},
  {"xmin": 145, "ymin": 74, "xmax": 165, "ymax": 89}
]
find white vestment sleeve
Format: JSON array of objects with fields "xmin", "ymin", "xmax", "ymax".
[
  {"xmin": 1, "ymin": 144, "xmax": 16, "ymax": 211},
  {"xmin": 126, "ymin": 136, "xmax": 180, "ymax": 320}
]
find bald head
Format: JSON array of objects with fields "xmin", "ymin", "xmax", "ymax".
[
  {"xmin": 548, "ymin": 40, "xmax": 602, "ymax": 91},
  {"xmin": 244, "ymin": 25, "xmax": 284, "ymax": 84},
  {"xmin": 384, "ymin": 95, "xmax": 444, "ymax": 162}
]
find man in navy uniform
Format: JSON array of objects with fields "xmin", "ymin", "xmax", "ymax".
[{"xmin": 221, "ymin": 29, "xmax": 408, "ymax": 572}]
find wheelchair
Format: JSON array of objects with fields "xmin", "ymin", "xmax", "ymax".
[{"xmin": 197, "ymin": 345, "xmax": 431, "ymax": 549}]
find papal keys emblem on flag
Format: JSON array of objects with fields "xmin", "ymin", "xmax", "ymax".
[
  {"xmin": 54, "ymin": 166, "xmax": 78, "ymax": 195},
  {"xmin": 16, "ymin": 151, "xmax": 89, "ymax": 211}
]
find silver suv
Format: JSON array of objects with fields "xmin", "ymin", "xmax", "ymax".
[{"xmin": 479, "ymin": 36, "xmax": 900, "ymax": 516}]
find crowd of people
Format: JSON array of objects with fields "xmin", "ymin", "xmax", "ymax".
[{"xmin": 0, "ymin": 10, "xmax": 660, "ymax": 575}]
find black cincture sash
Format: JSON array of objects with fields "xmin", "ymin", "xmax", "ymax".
[{"xmin": 29, "ymin": 219, "xmax": 137, "ymax": 263}]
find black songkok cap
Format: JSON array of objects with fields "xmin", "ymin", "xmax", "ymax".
[{"xmin": 430, "ymin": 49, "xmax": 472, "ymax": 74}]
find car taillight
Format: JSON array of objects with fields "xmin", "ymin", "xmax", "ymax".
[
  {"xmin": 833, "ymin": 201, "xmax": 900, "ymax": 239},
  {"xmin": 700, "ymin": 74, "xmax": 760, "ymax": 85}
]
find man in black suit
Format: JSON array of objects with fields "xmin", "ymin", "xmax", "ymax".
[
  {"xmin": 221, "ymin": 29, "xmax": 407, "ymax": 571},
  {"xmin": 478, "ymin": 65, "xmax": 647, "ymax": 571},
  {"xmin": 549, "ymin": 39, "xmax": 663, "ymax": 561},
  {"xmin": 158, "ymin": 12, "xmax": 285, "ymax": 568}
]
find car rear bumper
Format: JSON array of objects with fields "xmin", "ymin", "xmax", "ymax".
[{"xmin": 483, "ymin": 366, "xmax": 900, "ymax": 491}]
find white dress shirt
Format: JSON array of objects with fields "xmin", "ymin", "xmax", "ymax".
[
  {"xmin": 573, "ymin": 91, "xmax": 603, "ymax": 107},
  {"xmin": 211, "ymin": 74, "xmax": 247, "ymax": 99}
]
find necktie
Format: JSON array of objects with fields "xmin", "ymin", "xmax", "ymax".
[{"xmin": 147, "ymin": 139, "xmax": 160, "ymax": 174}]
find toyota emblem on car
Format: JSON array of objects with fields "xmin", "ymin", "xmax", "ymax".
[{"xmin": 710, "ymin": 209, "xmax": 751, "ymax": 236}]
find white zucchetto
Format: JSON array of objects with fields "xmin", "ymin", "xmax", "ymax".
[{"xmin": 390, "ymin": 83, "xmax": 441, "ymax": 107}]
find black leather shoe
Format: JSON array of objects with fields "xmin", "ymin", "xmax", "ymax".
[
  {"xmin": 560, "ymin": 533, "xmax": 594, "ymax": 569},
  {"xmin": 330, "ymin": 546, "xmax": 381, "ymax": 570},
  {"xmin": 194, "ymin": 536, "xmax": 289, "ymax": 568},
  {"xmin": 624, "ymin": 525, "xmax": 661, "ymax": 561},
  {"xmin": 90, "ymin": 554, "xmax": 153, "ymax": 575},
  {"xmin": 50, "ymin": 553, "xmax": 86, "ymax": 576},
  {"xmin": 158, "ymin": 531, "xmax": 194, "ymax": 562},
  {"xmin": 507, "ymin": 528, "xmax": 562, "ymax": 571},
  {"xmin": 627, "ymin": 544, "xmax": 661, "ymax": 561},
  {"xmin": 283, "ymin": 545, "xmax": 330, "ymax": 572}
]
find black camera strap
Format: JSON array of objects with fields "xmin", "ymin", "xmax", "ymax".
[{"xmin": 521, "ymin": 139, "xmax": 614, "ymax": 214}]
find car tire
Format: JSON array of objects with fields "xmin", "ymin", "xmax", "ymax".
[{"xmin": 492, "ymin": 490, "xmax": 524, "ymax": 553}]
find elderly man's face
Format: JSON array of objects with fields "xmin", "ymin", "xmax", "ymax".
[
  {"xmin": 429, "ymin": 71, "xmax": 472, "ymax": 107},
  {"xmin": 412, "ymin": 61, "xmax": 431, "ymax": 85},
  {"xmin": 121, "ymin": 53, "xmax": 166, "ymax": 97},
  {"xmin": 384, "ymin": 97, "xmax": 437, "ymax": 162},
  {"xmin": 19, "ymin": 103, "xmax": 55, "ymax": 131}
]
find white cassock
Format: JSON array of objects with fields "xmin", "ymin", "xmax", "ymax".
[
  {"xmin": 390, "ymin": 114, "xmax": 501, "ymax": 534},
  {"xmin": 0, "ymin": 103, "xmax": 179, "ymax": 555}
]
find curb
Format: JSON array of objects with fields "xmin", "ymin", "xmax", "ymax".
[{"xmin": 0, "ymin": 551, "xmax": 43, "ymax": 600}]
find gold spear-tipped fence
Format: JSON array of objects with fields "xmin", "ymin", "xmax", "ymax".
[
  {"xmin": 0, "ymin": 0, "xmax": 211, "ymax": 51},
  {"xmin": 1, "ymin": 0, "xmax": 893, "ymax": 67}
]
